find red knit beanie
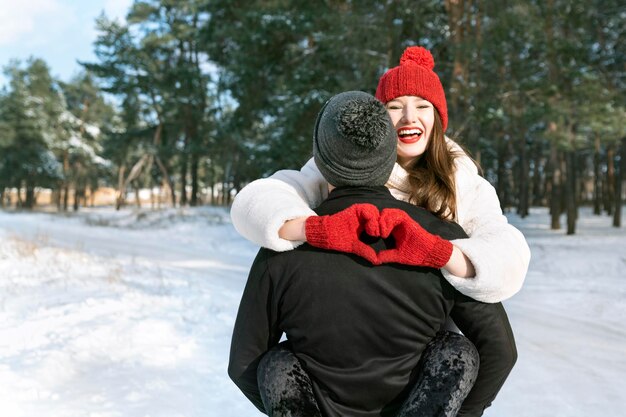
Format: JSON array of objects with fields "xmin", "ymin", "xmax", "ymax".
[{"xmin": 375, "ymin": 46, "xmax": 448, "ymax": 131}]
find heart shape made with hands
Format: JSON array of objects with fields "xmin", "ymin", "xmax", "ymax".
[
  {"xmin": 354, "ymin": 207, "xmax": 412, "ymax": 240},
  {"xmin": 353, "ymin": 206, "xmax": 424, "ymax": 265},
  {"xmin": 305, "ymin": 203, "xmax": 452, "ymax": 268},
  {"xmin": 356, "ymin": 206, "xmax": 452, "ymax": 267},
  {"xmin": 352, "ymin": 207, "xmax": 410, "ymax": 257}
]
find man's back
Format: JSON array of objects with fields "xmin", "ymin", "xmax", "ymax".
[{"xmin": 234, "ymin": 185, "xmax": 468, "ymax": 416}]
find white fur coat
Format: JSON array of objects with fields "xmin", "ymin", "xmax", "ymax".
[{"xmin": 230, "ymin": 143, "xmax": 530, "ymax": 303}]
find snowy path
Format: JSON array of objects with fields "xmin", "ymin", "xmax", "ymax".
[
  {"xmin": 485, "ymin": 209, "xmax": 626, "ymax": 417},
  {"xmin": 1, "ymin": 207, "xmax": 625, "ymax": 417},
  {"xmin": 0, "ymin": 208, "xmax": 260, "ymax": 417}
]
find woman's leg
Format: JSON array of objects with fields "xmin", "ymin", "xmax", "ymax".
[
  {"xmin": 257, "ymin": 341, "xmax": 322, "ymax": 417},
  {"xmin": 396, "ymin": 331, "xmax": 480, "ymax": 417},
  {"xmin": 451, "ymin": 302, "xmax": 517, "ymax": 417}
]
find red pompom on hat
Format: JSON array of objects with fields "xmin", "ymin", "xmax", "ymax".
[{"xmin": 375, "ymin": 46, "xmax": 448, "ymax": 131}]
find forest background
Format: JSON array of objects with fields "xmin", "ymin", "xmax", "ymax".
[{"xmin": 0, "ymin": 0, "xmax": 625, "ymax": 235}]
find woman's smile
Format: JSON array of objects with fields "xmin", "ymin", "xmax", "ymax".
[{"xmin": 397, "ymin": 126, "xmax": 424, "ymax": 144}]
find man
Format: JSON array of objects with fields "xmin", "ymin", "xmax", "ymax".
[{"xmin": 229, "ymin": 91, "xmax": 516, "ymax": 417}]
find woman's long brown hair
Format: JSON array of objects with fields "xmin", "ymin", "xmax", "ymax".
[{"xmin": 404, "ymin": 109, "xmax": 462, "ymax": 220}]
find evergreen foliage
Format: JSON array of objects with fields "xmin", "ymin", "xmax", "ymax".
[{"xmin": 0, "ymin": 0, "xmax": 624, "ymax": 231}]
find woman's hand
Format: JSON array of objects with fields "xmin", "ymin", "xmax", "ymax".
[
  {"xmin": 377, "ymin": 208, "xmax": 453, "ymax": 269},
  {"xmin": 303, "ymin": 203, "xmax": 381, "ymax": 264},
  {"xmin": 377, "ymin": 208, "xmax": 475, "ymax": 277}
]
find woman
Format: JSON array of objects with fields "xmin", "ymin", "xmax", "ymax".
[{"xmin": 231, "ymin": 46, "xmax": 530, "ymax": 303}]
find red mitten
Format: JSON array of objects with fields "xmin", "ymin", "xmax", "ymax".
[
  {"xmin": 377, "ymin": 208, "xmax": 453, "ymax": 268},
  {"xmin": 305, "ymin": 203, "xmax": 381, "ymax": 264}
]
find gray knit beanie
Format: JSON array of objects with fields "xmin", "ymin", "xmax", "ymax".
[{"xmin": 313, "ymin": 91, "xmax": 397, "ymax": 187}]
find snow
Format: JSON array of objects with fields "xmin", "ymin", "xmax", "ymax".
[
  {"xmin": 60, "ymin": 110, "xmax": 101, "ymax": 139},
  {"xmin": 67, "ymin": 135, "xmax": 108, "ymax": 166},
  {"xmin": 0, "ymin": 206, "xmax": 625, "ymax": 417}
]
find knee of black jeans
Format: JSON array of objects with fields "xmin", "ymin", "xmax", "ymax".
[
  {"xmin": 506, "ymin": 338, "xmax": 518, "ymax": 371},
  {"xmin": 456, "ymin": 334, "xmax": 516, "ymax": 417},
  {"xmin": 257, "ymin": 341, "xmax": 296, "ymax": 385},
  {"xmin": 256, "ymin": 343, "xmax": 321, "ymax": 417},
  {"xmin": 490, "ymin": 332, "xmax": 518, "ymax": 378},
  {"xmin": 440, "ymin": 332, "xmax": 480, "ymax": 377}
]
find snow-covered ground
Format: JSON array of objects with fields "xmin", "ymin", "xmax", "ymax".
[{"xmin": 0, "ymin": 206, "xmax": 624, "ymax": 417}]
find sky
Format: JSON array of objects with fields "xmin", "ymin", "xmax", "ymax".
[{"xmin": 0, "ymin": 0, "xmax": 134, "ymax": 88}]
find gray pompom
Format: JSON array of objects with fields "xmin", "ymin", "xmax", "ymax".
[{"xmin": 336, "ymin": 98, "xmax": 391, "ymax": 149}]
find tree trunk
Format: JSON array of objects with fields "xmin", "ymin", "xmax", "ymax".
[
  {"xmin": 593, "ymin": 135, "xmax": 602, "ymax": 214},
  {"xmin": 545, "ymin": 0, "xmax": 563, "ymax": 228},
  {"xmin": 469, "ymin": 0, "xmax": 483, "ymax": 157},
  {"xmin": 517, "ymin": 135, "xmax": 530, "ymax": 218},
  {"xmin": 159, "ymin": 182, "xmax": 165, "ymax": 209},
  {"xmin": 613, "ymin": 137, "xmax": 626, "ymax": 227},
  {"xmin": 496, "ymin": 135, "xmax": 508, "ymax": 210},
  {"xmin": 117, "ymin": 155, "xmax": 149, "ymax": 210},
  {"xmin": 222, "ymin": 178, "xmax": 229, "ymax": 206},
  {"xmin": 443, "ymin": 0, "xmax": 468, "ymax": 122},
  {"xmin": 565, "ymin": 151, "xmax": 577, "ymax": 235},
  {"xmin": 73, "ymin": 180, "xmax": 86, "ymax": 212},
  {"xmin": 16, "ymin": 185, "xmax": 23, "ymax": 208},
  {"xmin": 116, "ymin": 164, "xmax": 127, "ymax": 210},
  {"xmin": 560, "ymin": 154, "xmax": 567, "ymax": 218},
  {"xmin": 532, "ymin": 143, "xmax": 544, "ymax": 206},
  {"xmin": 53, "ymin": 186, "xmax": 61, "ymax": 211},
  {"xmin": 63, "ymin": 183, "xmax": 70, "ymax": 211},
  {"xmin": 576, "ymin": 152, "xmax": 586, "ymax": 213},
  {"xmin": 61, "ymin": 151, "xmax": 70, "ymax": 211},
  {"xmin": 155, "ymin": 155, "xmax": 176, "ymax": 207},
  {"xmin": 24, "ymin": 180, "xmax": 35, "ymax": 209},
  {"xmin": 180, "ymin": 136, "xmax": 189, "ymax": 206},
  {"xmin": 190, "ymin": 151, "xmax": 200, "ymax": 206},
  {"xmin": 221, "ymin": 160, "xmax": 232, "ymax": 206},
  {"xmin": 151, "ymin": 188, "xmax": 156, "ymax": 209},
  {"xmin": 549, "ymin": 144, "xmax": 561, "ymax": 229},
  {"xmin": 605, "ymin": 144, "xmax": 615, "ymax": 215},
  {"xmin": 134, "ymin": 185, "xmax": 142, "ymax": 208}
]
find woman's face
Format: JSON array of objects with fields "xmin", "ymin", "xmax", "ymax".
[{"xmin": 385, "ymin": 95, "xmax": 435, "ymax": 168}]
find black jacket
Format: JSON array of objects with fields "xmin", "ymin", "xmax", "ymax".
[{"xmin": 229, "ymin": 186, "xmax": 516, "ymax": 417}]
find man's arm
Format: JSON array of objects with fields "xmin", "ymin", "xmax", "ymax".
[
  {"xmin": 449, "ymin": 296, "xmax": 517, "ymax": 417},
  {"xmin": 228, "ymin": 250, "xmax": 283, "ymax": 412}
]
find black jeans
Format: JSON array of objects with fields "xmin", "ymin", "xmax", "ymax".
[{"xmin": 257, "ymin": 331, "xmax": 479, "ymax": 417}]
